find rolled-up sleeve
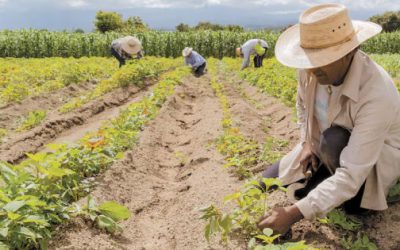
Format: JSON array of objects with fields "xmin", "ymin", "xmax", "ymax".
[{"xmin": 296, "ymin": 94, "xmax": 393, "ymax": 220}]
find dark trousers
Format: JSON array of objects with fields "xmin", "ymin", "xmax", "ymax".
[
  {"xmin": 111, "ymin": 47, "xmax": 126, "ymax": 68},
  {"xmin": 194, "ymin": 62, "xmax": 206, "ymax": 77},
  {"xmin": 261, "ymin": 125, "xmax": 367, "ymax": 214},
  {"xmin": 254, "ymin": 48, "xmax": 267, "ymax": 68}
]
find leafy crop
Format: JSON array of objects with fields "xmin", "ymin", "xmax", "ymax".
[
  {"xmin": 0, "ymin": 29, "xmax": 398, "ymax": 58},
  {"xmin": 16, "ymin": 110, "xmax": 47, "ymax": 132},
  {"xmin": 59, "ymin": 57, "xmax": 180, "ymax": 113},
  {"xmin": 0, "ymin": 64, "xmax": 190, "ymax": 249},
  {"xmin": 0, "ymin": 57, "xmax": 117, "ymax": 105}
]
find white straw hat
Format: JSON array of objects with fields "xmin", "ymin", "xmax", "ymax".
[
  {"xmin": 121, "ymin": 36, "xmax": 142, "ymax": 55},
  {"xmin": 275, "ymin": 3, "xmax": 382, "ymax": 69},
  {"xmin": 182, "ymin": 47, "xmax": 193, "ymax": 57}
]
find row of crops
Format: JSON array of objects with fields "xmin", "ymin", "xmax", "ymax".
[
  {"xmin": 202, "ymin": 57, "xmax": 400, "ymax": 249},
  {"xmin": 1, "ymin": 29, "xmax": 400, "ymax": 58},
  {"xmin": 222, "ymin": 54, "xmax": 400, "ymax": 108},
  {"xmin": 0, "ymin": 57, "xmax": 117, "ymax": 105},
  {"xmin": 0, "ymin": 59, "xmax": 190, "ymax": 249}
]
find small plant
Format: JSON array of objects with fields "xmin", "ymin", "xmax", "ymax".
[
  {"xmin": 319, "ymin": 209, "xmax": 362, "ymax": 231},
  {"xmin": 341, "ymin": 234, "xmax": 378, "ymax": 250},
  {"xmin": 16, "ymin": 110, "xmax": 46, "ymax": 132},
  {"xmin": 0, "ymin": 128, "xmax": 6, "ymax": 141},
  {"xmin": 73, "ymin": 196, "xmax": 131, "ymax": 234},
  {"xmin": 201, "ymin": 178, "xmax": 283, "ymax": 241}
]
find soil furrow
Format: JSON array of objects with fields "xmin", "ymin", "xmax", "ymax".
[
  {"xmin": 0, "ymin": 80, "xmax": 155, "ymax": 163},
  {"xmin": 50, "ymin": 74, "xmax": 243, "ymax": 250}
]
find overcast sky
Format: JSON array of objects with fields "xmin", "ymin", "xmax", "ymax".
[{"xmin": 0, "ymin": 0, "xmax": 399, "ymax": 31}]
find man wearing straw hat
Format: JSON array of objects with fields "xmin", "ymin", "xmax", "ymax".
[
  {"xmin": 236, "ymin": 39, "xmax": 269, "ymax": 70},
  {"xmin": 111, "ymin": 36, "xmax": 143, "ymax": 68},
  {"xmin": 258, "ymin": 3, "xmax": 400, "ymax": 235},
  {"xmin": 182, "ymin": 47, "xmax": 207, "ymax": 77}
]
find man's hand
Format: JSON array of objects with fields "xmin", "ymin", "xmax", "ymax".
[
  {"xmin": 299, "ymin": 142, "xmax": 318, "ymax": 177},
  {"xmin": 257, "ymin": 205, "xmax": 304, "ymax": 234}
]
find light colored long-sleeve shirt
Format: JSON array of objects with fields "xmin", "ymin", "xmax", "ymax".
[
  {"xmin": 111, "ymin": 38, "xmax": 130, "ymax": 59},
  {"xmin": 279, "ymin": 50, "xmax": 400, "ymax": 220},
  {"xmin": 241, "ymin": 39, "xmax": 269, "ymax": 70},
  {"xmin": 184, "ymin": 51, "xmax": 206, "ymax": 69}
]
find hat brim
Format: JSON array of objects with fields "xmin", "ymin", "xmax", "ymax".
[
  {"xmin": 275, "ymin": 20, "xmax": 381, "ymax": 69},
  {"xmin": 182, "ymin": 48, "xmax": 193, "ymax": 57},
  {"xmin": 121, "ymin": 37, "xmax": 142, "ymax": 55}
]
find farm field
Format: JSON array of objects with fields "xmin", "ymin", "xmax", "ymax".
[{"xmin": 0, "ymin": 52, "xmax": 399, "ymax": 250}]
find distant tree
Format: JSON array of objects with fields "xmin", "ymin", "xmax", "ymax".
[
  {"xmin": 94, "ymin": 11, "xmax": 124, "ymax": 33},
  {"xmin": 194, "ymin": 22, "xmax": 224, "ymax": 31},
  {"xmin": 193, "ymin": 22, "xmax": 244, "ymax": 31},
  {"xmin": 74, "ymin": 28, "xmax": 85, "ymax": 33},
  {"xmin": 124, "ymin": 16, "xmax": 148, "ymax": 32},
  {"xmin": 369, "ymin": 11, "xmax": 400, "ymax": 32},
  {"xmin": 176, "ymin": 23, "xmax": 190, "ymax": 32},
  {"xmin": 225, "ymin": 25, "xmax": 244, "ymax": 32}
]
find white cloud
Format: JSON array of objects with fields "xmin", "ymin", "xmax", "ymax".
[{"xmin": 0, "ymin": 0, "xmax": 8, "ymax": 6}]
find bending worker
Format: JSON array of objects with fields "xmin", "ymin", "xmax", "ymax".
[
  {"xmin": 110, "ymin": 36, "xmax": 143, "ymax": 68},
  {"xmin": 182, "ymin": 47, "xmax": 207, "ymax": 77},
  {"xmin": 258, "ymin": 3, "xmax": 400, "ymax": 235},
  {"xmin": 236, "ymin": 39, "xmax": 268, "ymax": 70}
]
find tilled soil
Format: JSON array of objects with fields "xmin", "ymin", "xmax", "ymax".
[
  {"xmin": 10, "ymin": 69, "xmax": 399, "ymax": 250},
  {"xmin": 0, "ymin": 80, "xmax": 155, "ymax": 163}
]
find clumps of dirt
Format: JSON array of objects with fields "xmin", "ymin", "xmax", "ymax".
[{"xmin": 0, "ymin": 81, "xmax": 152, "ymax": 163}]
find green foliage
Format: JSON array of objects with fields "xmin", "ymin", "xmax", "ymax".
[
  {"xmin": 176, "ymin": 23, "xmax": 190, "ymax": 32},
  {"xmin": 94, "ymin": 11, "xmax": 124, "ymax": 33},
  {"xmin": 124, "ymin": 16, "xmax": 148, "ymax": 32},
  {"xmin": 341, "ymin": 234, "xmax": 378, "ymax": 250},
  {"xmin": 0, "ymin": 29, "xmax": 398, "ymax": 58},
  {"xmin": 73, "ymin": 196, "xmax": 131, "ymax": 233},
  {"xmin": 0, "ymin": 63, "xmax": 190, "ymax": 248},
  {"xmin": 0, "ymin": 57, "xmax": 117, "ymax": 105},
  {"xmin": 59, "ymin": 57, "xmax": 180, "ymax": 113},
  {"xmin": 319, "ymin": 209, "xmax": 362, "ymax": 231},
  {"xmin": 0, "ymin": 128, "xmax": 7, "ymax": 141},
  {"xmin": 369, "ymin": 11, "xmax": 400, "ymax": 32},
  {"xmin": 208, "ymin": 59, "xmax": 289, "ymax": 178},
  {"xmin": 16, "ymin": 110, "xmax": 46, "ymax": 132},
  {"xmin": 201, "ymin": 178, "xmax": 313, "ymax": 248}
]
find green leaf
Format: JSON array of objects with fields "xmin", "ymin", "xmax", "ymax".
[
  {"xmin": 7, "ymin": 212, "xmax": 21, "ymax": 221},
  {"xmin": 98, "ymin": 201, "xmax": 131, "ymax": 221},
  {"xmin": 0, "ymin": 241, "xmax": 9, "ymax": 250},
  {"xmin": 263, "ymin": 228, "xmax": 273, "ymax": 237},
  {"xmin": 3, "ymin": 200, "xmax": 25, "ymax": 212},
  {"xmin": 26, "ymin": 152, "xmax": 47, "ymax": 162},
  {"xmin": 97, "ymin": 215, "xmax": 117, "ymax": 233},
  {"xmin": 0, "ymin": 228, "xmax": 8, "ymax": 238},
  {"xmin": 23, "ymin": 216, "xmax": 50, "ymax": 226},
  {"xmin": 17, "ymin": 227, "xmax": 37, "ymax": 240},
  {"xmin": 204, "ymin": 223, "xmax": 211, "ymax": 241}
]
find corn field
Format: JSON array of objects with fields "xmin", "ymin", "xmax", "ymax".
[{"xmin": 1, "ymin": 29, "xmax": 399, "ymax": 58}]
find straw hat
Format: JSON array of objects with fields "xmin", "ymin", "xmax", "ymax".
[
  {"xmin": 182, "ymin": 47, "xmax": 193, "ymax": 57},
  {"xmin": 275, "ymin": 3, "xmax": 381, "ymax": 69},
  {"xmin": 121, "ymin": 36, "xmax": 142, "ymax": 55}
]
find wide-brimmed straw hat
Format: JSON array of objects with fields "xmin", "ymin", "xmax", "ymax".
[
  {"xmin": 121, "ymin": 36, "xmax": 142, "ymax": 55},
  {"xmin": 182, "ymin": 47, "xmax": 193, "ymax": 57},
  {"xmin": 275, "ymin": 3, "xmax": 382, "ymax": 69}
]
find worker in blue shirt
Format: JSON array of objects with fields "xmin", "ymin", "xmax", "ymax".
[{"xmin": 182, "ymin": 47, "xmax": 207, "ymax": 77}]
